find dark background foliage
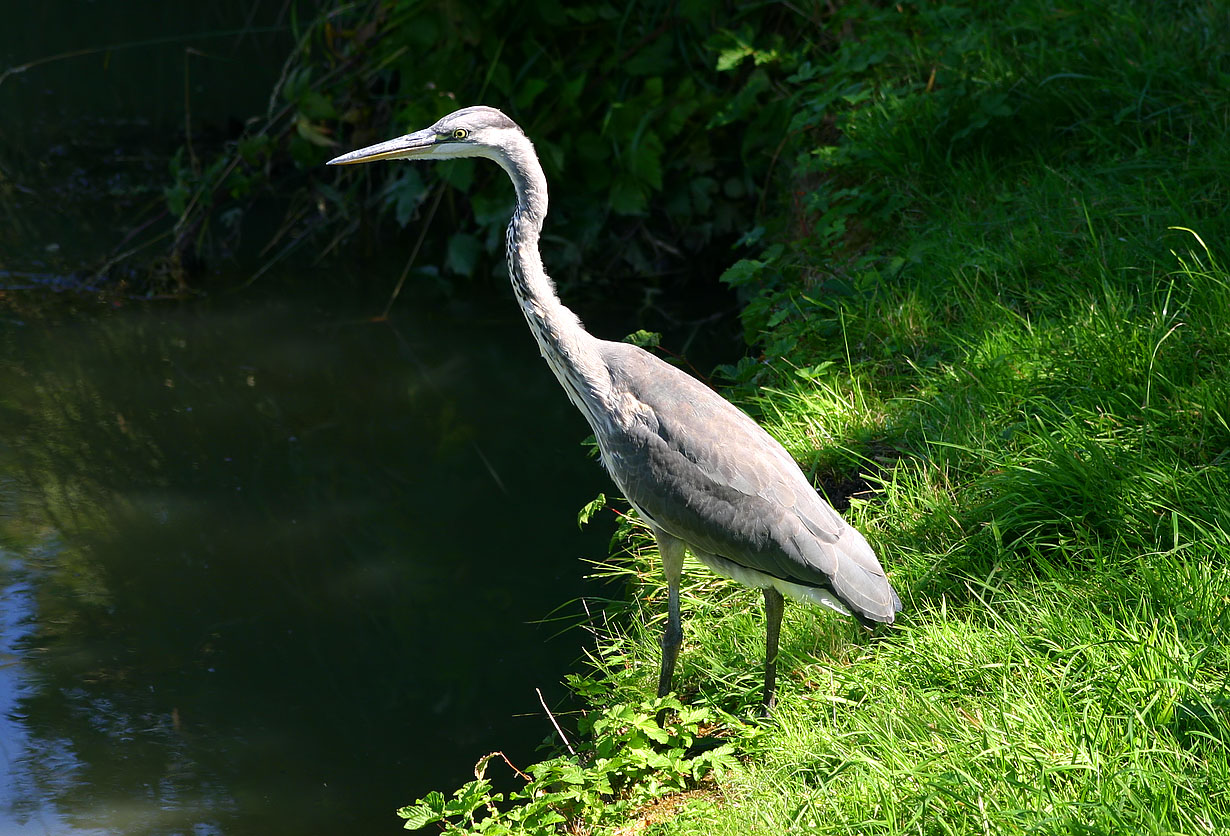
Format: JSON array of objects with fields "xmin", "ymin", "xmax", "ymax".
[{"xmin": 162, "ymin": 0, "xmax": 819, "ymax": 305}]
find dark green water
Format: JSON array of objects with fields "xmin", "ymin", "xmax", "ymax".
[
  {"xmin": 0, "ymin": 290, "xmax": 614, "ymax": 835},
  {"xmin": 2, "ymin": 7, "xmax": 620, "ymax": 827},
  {"xmin": 0, "ymin": 6, "xmax": 741, "ymax": 832}
]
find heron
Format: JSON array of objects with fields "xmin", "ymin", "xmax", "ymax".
[{"xmin": 328, "ymin": 106, "xmax": 901, "ymax": 713}]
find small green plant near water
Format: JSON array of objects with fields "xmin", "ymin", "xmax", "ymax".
[{"xmin": 397, "ymin": 696, "xmax": 755, "ymax": 834}]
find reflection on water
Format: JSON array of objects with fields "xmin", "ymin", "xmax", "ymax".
[{"xmin": 0, "ymin": 290, "xmax": 612, "ymax": 834}]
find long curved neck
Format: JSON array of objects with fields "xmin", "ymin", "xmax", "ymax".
[{"xmin": 495, "ymin": 135, "xmax": 613, "ymax": 426}]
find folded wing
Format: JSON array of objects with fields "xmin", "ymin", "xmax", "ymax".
[{"xmin": 597, "ymin": 342, "xmax": 901, "ymax": 624}]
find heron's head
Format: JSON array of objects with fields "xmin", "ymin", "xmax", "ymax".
[{"xmin": 326, "ymin": 106, "xmax": 525, "ymax": 167}]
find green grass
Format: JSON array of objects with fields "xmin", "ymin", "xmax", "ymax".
[
  {"xmin": 397, "ymin": 1, "xmax": 1230, "ymax": 833},
  {"xmin": 575, "ymin": 246, "xmax": 1230, "ymax": 835}
]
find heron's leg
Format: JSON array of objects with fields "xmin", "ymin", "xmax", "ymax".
[
  {"xmin": 762, "ymin": 587, "xmax": 785, "ymax": 715},
  {"xmin": 653, "ymin": 529, "xmax": 686, "ymax": 701}
]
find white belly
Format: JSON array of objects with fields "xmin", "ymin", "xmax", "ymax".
[{"xmin": 624, "ymin": 498, "xmax": 853, "ymax": 619}]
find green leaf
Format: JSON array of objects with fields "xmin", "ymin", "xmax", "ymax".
[
  {"xmin": 297, "ymin": 90, "xmax": 337, "ymax": 120},
  {"xmin": 397, "ymin": 790, "xmax": 446, "ymax": 829},
  {"xmin": 384, "ymin": 168, "xmax": 427, "ymax": 228},
  {"xmin": 716, "ymin": 44, "xmax": 752, "ymax": 72},
  {"xmin": 281, "ymin": 66, "xmax": 311, "ymax": 102},
  {"xmin": 794, "ymin": 361, "xmax": 836, "ymax": 381},
  {"xmin": 445, "ymin": 233, "xmax": 482, "ymax": 277},
  {"xmin": 164, "ymin": 183, "xmax": 189, "ymax": 218},
  {"xmin": 438, "ymin": 159, "xmax": 475, "ymax": 191},
  {"xmin": 560, "ymin": 72, "xmax": 588, "ymax": 107},
  {"xmin": 766, "ymin": 306, "xmax": 793, "ymax": 328},
  {"xmin": 514, "ymin": 77, "xmax": 549, "ymax": 111},
  {"xmin": 530, "ymin": 809, "xmax": 567, "ymax": 827},
  {"xmin": 397, "ymin": 805, "xmax": 440, "ymax": 830},
  {"xmin": 237, "ymin": 134, "xmax": 272, "ymax": 165},
  {"xmin": 575, "ymin": 131, "xmax": 608, "ymax": 163},
  {"xmin": 622, "ymin": 330, "xmax": 661, "ymax": 349},
  {"xmin": 642, "ymin": 724, "xmax": 670, "ymax": 744},
  {"xmin": 609, "ymin": 175, "xmax": 648, "ymax": 215},
  {"xmin": 577, "ymin": 493, "xmax": 606, "ymax": 527},
  {"xmin": 471, "ymin": 191, "xmax": 513, "ymax": 227},
  {"xmin": 448, "ymin": 780, "xmax": 496, "ymax": 818},
  {"xmin": 627, "ymin": 131, "xmax": 664, "ymax": 190},
  {"xmin": 719, "ymin": 258, "xmax": 765, "ymax": 287},
  {"xmin": 626, "ymin": 36, "xmax": 673, "ymax": 76}
]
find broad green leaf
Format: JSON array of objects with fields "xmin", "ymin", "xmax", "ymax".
[
  {"xmin": 397, "ymin": 790, "xmax": 445, "ymax": 829},
  {"xmin": 297, "ymin": 90, "xmax": 337, "ymax": 120},
  {"xmin": 387, "ymin": 169, "xmax": 426, "ymax": 228},
  {"xmin": 577, "ymin": 493, "xmax": 606, "ymax": 527},
  {"xmin": 437, "ymin": 159, "xmax": 475, "ymax": 191},
  {"xmin": 626, "ymin": 36, "xmax": 673, "ymax": 75},
  {"xmin": 627, "ymin": 131, "xmax": 663, "ymax": 190},
  {"xmin": 514, "ymin": 77, "xmax": 549, "ymax": 111},
  {"xmin": 719, "ymin": 258, "xmax": 764, "ymax": 287},
  {"xmin": 446, "ymin": 233, "xmax": 482, "ymax": 277},
  {"xmin": 609, "ymin": 175, "xmax": 647, "ymax": 215}
]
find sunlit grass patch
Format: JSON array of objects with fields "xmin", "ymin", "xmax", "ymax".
[
  {"xmin": 394, "ymin": 1, "xmax": 1230, "ymax": 832},
  {"xmin": 649, "ymin": 16, "xmax": 1230, "ymax": 826},
  {"xmin": 647, "ymin": 540, "xmax": 1230, "ymax": 834}
]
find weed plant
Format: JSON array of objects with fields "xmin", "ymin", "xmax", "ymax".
[{"xmin": 394, "ymin": 1, "xmax": 1230, "ymax": 833}]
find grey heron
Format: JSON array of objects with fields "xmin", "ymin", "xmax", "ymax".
[{"xmin": 328, "ymin": 106, "xmax": 901, "ymax": 713}]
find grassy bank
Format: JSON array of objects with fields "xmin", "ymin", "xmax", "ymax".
[{"xmin": 401, "ymin": 2, "xmax": 1229, "ymax": 834}]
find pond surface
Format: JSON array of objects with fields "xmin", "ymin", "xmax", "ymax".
[
  {"xmin": 1, "ymin": 5, "xmax": 742, "ymax": 831},
  {"xmin": 0, "ymin": 289, "xmax": 616, "ymax": 835}
]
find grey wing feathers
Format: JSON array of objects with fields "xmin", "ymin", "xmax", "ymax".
[{"xmin": 598, "ymin": 342, "xmax": 901, "ymax": 624}]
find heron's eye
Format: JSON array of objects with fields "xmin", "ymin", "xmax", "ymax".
[{"xmin": 451, "ymin": 128, "xmax": 468, "ymax": 140}]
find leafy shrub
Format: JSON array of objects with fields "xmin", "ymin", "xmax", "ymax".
[
  {"xmin": 159, "ymin": 0, "xmax": 829, "ymax": 297},
  {"xmin": 397, "ymin": 696, "xmax": 754, "ymax": 834}
]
